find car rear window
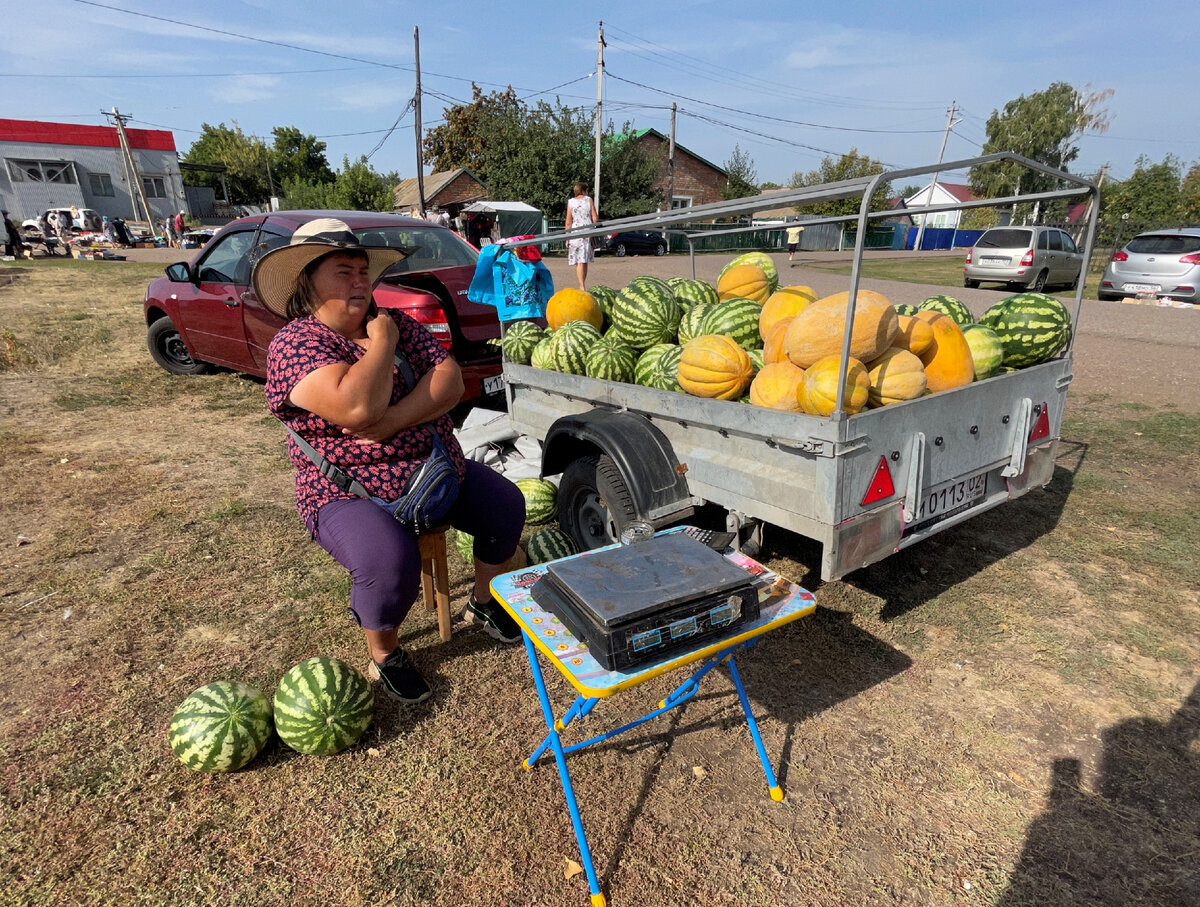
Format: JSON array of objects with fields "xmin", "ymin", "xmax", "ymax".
[
  {"xmin": 352, "ymin": 226, "xmax": 479, "ymax": 272},
  {"xmin": 1126, "ymin": 234, "xmax": 1200, "ymax": 255},
  {"xmin": 977, "ymin": 229, "xmax": 1032, "ymax": 248}
]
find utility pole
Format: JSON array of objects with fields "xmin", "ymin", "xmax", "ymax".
[
  {"xmin": 105, "ymin": 108, "xmax": 155, "ymax": 229},
  {"xmin": 665, "ymin": 102, "xmax": 677, "ymax": 211},
  {"xmin": 413, "ymin": 26, "xmax": 426, "ymax": 219},
  {"xmin": 913, "ymin": 100, "xmax": 959, "ymax": 252},
  {"xmin": 593, "ymin": 21, "xmax": 605, "ymax": 214}
]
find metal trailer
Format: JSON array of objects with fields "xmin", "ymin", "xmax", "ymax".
[{"xmin": 499, "ymin": 153, "xmax": 1099, "ymax": 581}]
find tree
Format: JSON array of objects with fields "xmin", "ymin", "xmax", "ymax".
[
  {"xmin": 1179, "ymin": 164, "xmax": 1200, "ymax": 225},
  {"xmin": 721, "ymin": 144, "xmax": 757, "ymax": 200},
  {"xmin": 1102, "ymin": 155, "xmax": 1184, "ymax": 227},
  {"xmin": 183, "ymin": 122, "xmax": 272, "ymax": 204},
  {"xmin": 786, "ymin": 148, "xmax": 892, "ymax": 219},
  {"xmin": 271, "ymin": 126, "xmax": 334, "ymax": 187},
  {"xmin": 423, "ymin": 84, "xmax": 524, "ymax": 185},
  {"xmin": 968, "ymin": 82, "xmax": 1112, "ymax": 221},
  {"xmin": 279, "ymin": 156, "xmax": 395, "ymax": 212}
]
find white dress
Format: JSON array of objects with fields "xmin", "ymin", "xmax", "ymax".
[{"xmin": 567, "ymin": 195, "xmax": 595, "ymax": 265}]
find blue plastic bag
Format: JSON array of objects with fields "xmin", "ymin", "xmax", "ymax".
[{"xmin": 468, "ymin": 244, "xmax": 554, "ymax": 322}]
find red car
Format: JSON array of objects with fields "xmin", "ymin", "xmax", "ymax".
[{"xmin": 143, "ymin": 210, "xmax": 505, "ymax": 403}]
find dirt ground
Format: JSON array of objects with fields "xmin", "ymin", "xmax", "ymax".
[{"xmin": 0, "ymin": 255, "xmax": 1196, "ymax": 906}]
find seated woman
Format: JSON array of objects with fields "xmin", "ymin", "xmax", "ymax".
[{"xmin": 254, "ymin": 217, "xmax": 525, "ymax": 704}]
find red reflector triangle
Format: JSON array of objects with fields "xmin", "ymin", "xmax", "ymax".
[
  {"xmin": 1029, "ymin": 402, "xmax": 1051, "ymax": 442},
  {"xmin": 861, "ymin": 456, "xmax": 895, "ymax": 506}
]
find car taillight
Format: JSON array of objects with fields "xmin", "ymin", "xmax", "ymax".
[
  {"xmin": 406, "ymin": 307, "xmax": 454, "ymax": 350},
  {"xmin": 1020, "ymin": 250, "xmax": 1034, "ymax": 266},
  {"xmin": 1179, "ymin": 253, "xmax": 1200, "ymax": 265},
  {"xmin": 1111, "ymin": 250, "xmax": 1128, "ymax": 262},
  {"xmin": 607, "ymin": 233, "xmax": 617, "ymax": 240},
  {"xmin": 964, "ymin": 250, "xmax": 973, "ymax": 264}
]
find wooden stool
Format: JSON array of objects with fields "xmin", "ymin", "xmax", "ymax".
[{"xmin": 418, "ymin": 527, "xmax": 453, "ymax": 642}]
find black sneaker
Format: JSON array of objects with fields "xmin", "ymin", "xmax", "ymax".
[
  {"xmin": 462, "ymin": 593, "xmax": 523, "ymax": 644},
  {"xmin": 368, "ymin": 648, "xmax": 432, "ymax": 704}
]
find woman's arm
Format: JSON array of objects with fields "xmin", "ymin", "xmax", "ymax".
[
  {"xmin": 344, "ymin": 356, "xmax": 464, "ymax": 442},
  {"xmin": 589, "ymin": 198, "xmax": 598, "ymax": 222},
  {"xmin": 564, "ymin": 202, "xmax": 573, "ymax": 231},
  {"xmin": 287, "ymin": 313, "xmax": 399, "ymax": 431}
]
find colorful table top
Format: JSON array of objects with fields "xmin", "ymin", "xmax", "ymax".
[{"xmin": 491, "ymin": 534, "xmax": 817, "ymax": 698}]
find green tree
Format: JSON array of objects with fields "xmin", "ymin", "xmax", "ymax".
[
  {"xmin": 1179, "ymin": 164, "xmax": 1200, "ymax": 225},
  {"xmin": 423, "ymin": 84, "xmax": 524, "ymax": 185},
  {"xmin": 597, "ymin": 125, "xmax": 662, "ymax": 218},
  {"xmin": 786, "ymin": 148, "xmax": 892, "ymax": 218},
  {"xmin": 968, "ymin": 82, "xmax": 1112, "ymax": 221},
  {"xmin": 1102, "ymin": 155, "xmax": 1184, "ymax": 227},
  {"xmin": 279, "ymin": 156, "xmax": 395, "ymax": 212},
  {"xmin": 721, "ymin": 144, "xmax": 757, "ymax": 200},
  {"xmin": 271, "ymin": 126, "xmax": 335, "ymax": 187},
  {"xmin": 183, "ymin": 122, "xmax": 273, "ymax": 204}
]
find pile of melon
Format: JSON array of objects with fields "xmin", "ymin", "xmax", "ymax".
[{"xmin": 504, "ymin": 251, "xmax": 1072, "ymax": 416}]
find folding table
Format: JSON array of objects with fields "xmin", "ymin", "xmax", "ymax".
[{"xmin": 491, "ymin": 533, "xmax": 817, "ymax": 906}]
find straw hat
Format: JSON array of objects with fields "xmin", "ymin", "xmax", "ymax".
[{"xmin": 251, "ymin": 217, "xmax": 409, "ymax": 319}]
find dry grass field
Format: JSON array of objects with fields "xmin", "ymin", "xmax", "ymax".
[{"xmin": 0, "ymin": 257, "xmax": 1197, "ymax": 906}]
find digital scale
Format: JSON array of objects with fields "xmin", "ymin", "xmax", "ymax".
[{"xmin": 531, "ymin": 532, "xmax": 760, "ymax": 671}]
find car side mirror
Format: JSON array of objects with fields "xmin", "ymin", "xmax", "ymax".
[{"xmin": 164, "ymin": 262, "xmax": 193, "ymax": 283}]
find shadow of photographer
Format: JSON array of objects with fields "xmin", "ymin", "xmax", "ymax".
[{"xmin": 998, "ymin": 680, "xmax": 1200, "ymax": 906}]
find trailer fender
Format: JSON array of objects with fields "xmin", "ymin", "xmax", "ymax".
[{"xmin": 541, "ymin": 409, "xmax": 692, "ymax": 520}]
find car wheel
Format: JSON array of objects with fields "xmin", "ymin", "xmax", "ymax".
[
  {"xmin": 1031, "ymin": 270, "xmax": 1049, "ymax": 292},
  {"xmin": 615, "ymin": 243, "xmax": 627, "ymax": 257},
  {"xmin": 654, "ymin": 243, "xmax": 666, "ymax": 256},
  {"xmin": 558, "ymin": 454, "xmax": 639, "ymax": 551},
  {"xmin": 148, "ymin": 315, "xmax": 209, "ymax": 375},
  {"xmin": 963, "ymin": 278, "xmax": 980, "ymax": 289}
]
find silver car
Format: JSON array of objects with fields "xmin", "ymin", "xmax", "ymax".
[
  {"xmin": 963, "ymin": 226, "xmax": 1083, "ymax": 292},
  {"xmin": 1098, "ymin": 228, "xmax": 1200, "ymax": 302}
]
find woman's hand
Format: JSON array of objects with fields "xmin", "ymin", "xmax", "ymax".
[
  {"xmin": 366, "ymin": 310, "xmax": 399, "ymax": 352},
  {"xmin": 341, "ymin": 419, "xmax": 397, "ymax": 444}
]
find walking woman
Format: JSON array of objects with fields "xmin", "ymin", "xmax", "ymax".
[{"xmin": 564, "ymin": 181, "xmax": 598, "ymax": 291}]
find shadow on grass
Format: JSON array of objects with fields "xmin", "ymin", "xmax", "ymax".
[{"xmin": 997, "ymin": 680, "xmax": 1200, "ymax": 907}]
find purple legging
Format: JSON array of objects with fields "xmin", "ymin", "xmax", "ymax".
[{"xmin": 310, "ymin": 460, "xmax": 526, "ymax": 631}]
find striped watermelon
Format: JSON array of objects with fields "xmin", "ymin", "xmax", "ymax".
[
  {"xmin": 678, "ymin": 302, "xmax": 717, "ymax": 346},
  {"xmin": 274, "ymin": 657, "xmax": 374, "ymax": 756},
  {"xmin": 894, "ymin": 303, "xmax": 919, "ymax": 316},
  {"xmin": 700, "ymin": 299, "xmax": 764, "ymax": 351},
  {"xmin": 720, "ymin": 252, "xmax": 779, "ymax": 294},
  {"xmin": 666, "ymin": 276, "xmax": 688, "ymax": 290},
  {"xmin": 516, "ymin": 477, "xmax": 558, "ymax": 525},
  {"xmin": 962, "ymin": 324, "xmax": 1004, "ymax": 379},
  {"xmin": 627, "ymin": 275, "xmax": 675, "ymax": 298},
  {"xmin": 169, "ymin": 681, "xmax": 273, "ymax": 773},
  {"xmin": 589, "ymin": 285, "xmax": 618, "ymax": 327},
  {"xmin": 919, "ymin": 294, "xmax": 973, "ymax": 326},
  {"xmin": 672, "ymin": 278, "xmax": 720, "ymax": 310},
  {"xmin": 747, "ymin": 348, "xmax": 765, "ymax": 376},
  {"xmin": 526, "ymin": 527, "xmax": 579, "ymax": 565},
  {"xmin": 530, "ymin": 335, "xmax": 556, "ymax": 370},
  {"xmin": 501, "ymin": 320, "xmax": 546, "ymax": 365},
  {"xmin": 646, "ymin": 344, "xmax": 684, "ymax": 392},
  {"xmin": 611, "ymin": 280, "xmax": 682, "ymax": 349},
  {"xmin": 549, "ymin": 320, "xmax": 602, "ymax": 374},
  {"xmin": 634, "ymin": 343, "xmax": 677, "ymax": 387},
  {"xmin": 584, "ymin": 334, "xmax": 637, "ymax": 383},
  {"xmin": 979, "ymin": 292, "xmax": 1071, "ymax": 368},
  {"xmin": 454, "ymin": 528, "xmax": 474, "ymax": 562}
]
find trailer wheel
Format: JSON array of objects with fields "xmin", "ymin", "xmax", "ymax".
[{"xmin": 558, "ymin": 454, "xmax": 638, "ymax": 550}]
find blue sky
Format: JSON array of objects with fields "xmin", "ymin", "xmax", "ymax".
[{"xmin": 5, "ymin": 0, "xmax": 1197, "ymax": 193}]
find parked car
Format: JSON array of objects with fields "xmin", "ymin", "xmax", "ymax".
[
  {"xmin": 597, "ymin": 230, "xmax": 668, "ymax": 257},
  {"xmin": 142, "ymin": 210, "xmax": 505, "ymax": 404},
  {"xmin": 963, "ymin": 226, "xmax": 1083, "ymax": 291},
  {"xmin": 1098, "ymin": 228, "xmax": 1200, "ymax": 302},
  {"xmin": 22, "ymin": 207, "xmax": 104, "ymax": 233}
]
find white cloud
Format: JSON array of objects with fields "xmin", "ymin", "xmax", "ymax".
[{"xmin": 208, "ymin": 74, "xmax": 282, "ymax": 105}]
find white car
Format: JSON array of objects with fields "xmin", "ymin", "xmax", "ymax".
[{"xmin": 22, "ymin": 207, "xmax": 104, "ymax": 233}]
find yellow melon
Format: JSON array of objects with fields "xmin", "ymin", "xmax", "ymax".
[
  {"xmin": 913, "ymin": 311, "xmax": 974, "ymax": 392},
  {"xmin": 759, "ymin": 285, "xmax": 817, "ymax": 341},
  {"xmin": 546, "ymin": 288, "xmax": 602, "ymax": 331},
  {"xmin": 798, "ymin": 354, "xmax": 870, "ymax": 416},
  {"xmin": 677, "ymin": 334, "xmax": 755, "ymax": 400},
  {"xmin": 716, "ymin": 264, "xmax": 771, "ymax": 304},
  {"xmin": 866, "ymin": 347, "xmax": 927, "ymax": 407},
  {"xmin": 749, "ymin": 361, "xmax": 806, "ymax": 411},
  {"xmin": 762, "ymin": 317, "xmax": 794, "ymax": 364},
  {"xmin": 783, "ymin": 289, "xmax": 898, "ymax": 369},
  {"xmin": 893, "ymin": 314, "xmax": 935, "ymax": 355}
]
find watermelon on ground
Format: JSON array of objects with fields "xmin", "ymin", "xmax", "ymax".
[
  {"xmin": 516, "ymin": 477, "xmax": 558, "ymax": 525},
  {"xmin": 454, "ymin": 529, "xmax": 474, "ymax": 562},
  {"xmin": 274, "ymin": 657, "xmax": 374, "ymax": 756},
  {"xmin": 979, "ymin": 292, "xmax": 1072, "ymax": 368},
  {"xmin": 719, "ymin": 252, "xmax": 779, "ymax": 294},
  {"xmin": 169, "ymin": 681, "xmax": 273, "ymax": 773},
  {"xmin": 526, "ymin": 527, "xmax": 580, "ymax": 565},
  {"xmin": 918, "ymin": 294, "xmax": 973, "ymax": 326}
]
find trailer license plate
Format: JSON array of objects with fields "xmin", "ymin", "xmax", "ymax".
[
  {"xmin": 907, "ymin": 473, "xmax": 988, "ymax": 534},
  {"xmin": 482, "ymin": 374, "xmax": 505, "ymax": 395}
]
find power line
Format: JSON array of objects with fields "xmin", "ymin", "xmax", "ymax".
[{"xmin": 0, "ymin": 65, "xmax": 373, "ymax": 79}]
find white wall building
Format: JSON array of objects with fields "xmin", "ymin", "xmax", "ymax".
[{"xmin": 904, "ymin": 181, "xmax": 976, "ymax": 229}]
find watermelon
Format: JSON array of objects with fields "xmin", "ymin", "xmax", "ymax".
[
  {"xmin": 501, "ymin": 320, "xmax": 546, "ymax": 365},
  {"xmin": 747, "ymin": 349, "xmax": 765, "ymax": 376},
  {"xmin": 962, "ymin": 324, "xmax": 1004, "ymax": 380},
  {"xmin": 589, "ymin": 285, "xmax": 618, "ymax": 327},
  {"xmin": 274, "ymin": 657, "xmax": 374, "ymax": 756},
  {"xmin": 666, "ymin": 276, "xmax": 688, "ymax": 290},
  {"xmin": 516, "ymin": 477, "xmax": 558, "ymax": 525},
  {"xmin": 672, "ymin": 278, "xmax": 720, "ymax": 310},
  {"xmin": 530, "ymin": 335, "xmax": 556, "ymax": 370},
  {"xmin": 720, "ymin": 252, "xmax": 779, "ymax": 294},
  {"xmin": 611, "ymin": 280, "xmax": 681, "ymax": 350},
  {"xmin": 894, "ymin": 303, "xmax": 919, "ymax": 316},
  {"xmin": 454, "ymin": 528, "xmax": 474, "ymax": 562},
  {"xmin": 979, "ymin": 292, "xmax": 1071, "ymax": 368},
  {"xmin": 169, "ymin": 681, "xmax": 273, "ymax": 773},
  {"xmin": 584, "ymin": 334, "xmax": 637, "ymax": 383},
  {"xmin": 646, "ymin": 344, "xmax": 684, "ymax": 392},
  {"xmin": 526, "ymin": 527, "xmax": 579, "ymax": 565},
  {"xmin": 677, "ymin": 302, "xmax": 717, "ymax": 346},
  {"xmin": 919, "ymin": 295, "xmax": 973, "ymax": 326},
  {"xmin": 700, "ymin": 299, "xmax": 764, "ymax": 351},
  {"xmin": 549, "ymin": 320, "xmax": 602, "ymax": 375},
  {"xmin": 634, "ymin": 343, "xmax": 677, "ymax": 387}
]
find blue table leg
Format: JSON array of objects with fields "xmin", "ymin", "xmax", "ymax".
[
  {"xmin": 521, "ymin": 634, "xmax": 607, "ymax": 906},
  {"xmin": 726, "ymin": 655, "xmax": 784, "ymax": 801},
  {"xmin": 526, "ymin": 693, "xmax": 600, "ymax": 769}
]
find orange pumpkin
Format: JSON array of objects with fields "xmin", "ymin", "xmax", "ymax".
[
  {"xmin": 784, "ymin": 289, "xmax": 898, "ymax": 369},
  {"xmin": 546, "ymin": 288, "xmax": 602, "ymax": 331},
  {"xmin": 865, "ymin": 347, "xmax": 927, "ymax": 407},
  {"xmin": 893, "ymin": 314, "xmax": 935, "ymax": 355},
  {"xmin": 799, "ymin": 354, "xmax": 870, "ymax": 416},
  {"xmin": 677, "ymin": 334, "xmax": 755, "ymax": 400},
  {"xmin": 748, "ymin": 361, "xmax": 806, "ymax": 411},
  {"xmin": 914, "ymin": 311, "xmax": 975, "ymax": 392},
  {"xmin": 762, "ymin": 317, "xmax": 794, "ymax": 364},
  {"xmin": 759, "ymin": 285, "xmax": 817, "ymax": 340},
  {"xmin": 716, "ymin": 264, "xmax": 771, "ymax": 304}
]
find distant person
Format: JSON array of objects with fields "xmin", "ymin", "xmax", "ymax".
[
  {"xmin": 112, "ymin": 217, "xmax": 132, "ymax": 248},
  {"xmin": 3, "ymin": 210, "xmax": 27, "ymax": 259},
  {"xmin": 564, "ymin": 181, "xmax": 598, "ymax": 291},
  {"xmin": 174, "ymin": 210, "xmax": 186, "ymax": 240},
  {"xmin": 53, "ymin": 212, "xmax": 71, "ymax": 243},
  {"xmin": 786, "ymin": 221, "xmax": 804, "ymax": 263},
  {"xmin": 102, "ymin": 216, "xmax": 115, "ymax": 245}
]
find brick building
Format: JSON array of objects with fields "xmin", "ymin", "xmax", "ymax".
[
  {"xmin": 629, "ymin": 128, "xmax": 728, "ymax": 210},
  {"xmin": 393, "ymin": 168, "xmax": 486, "ymax": 218}
]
